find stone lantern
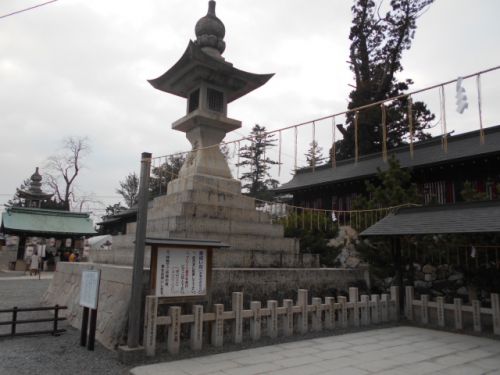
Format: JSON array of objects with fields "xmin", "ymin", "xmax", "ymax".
[
  {"xmin": 149, "ymin": 0, "xmax": 273, "ymax": 187},
  {"xmin": 145, "ymin": 1, "xmax": 316, "ymax": 269}
]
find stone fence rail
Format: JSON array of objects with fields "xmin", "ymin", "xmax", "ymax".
[
  {"xmin": 405, "ymin": 286, "xmax": 500, "ymax": 335},
  {"xmin": 144, "ymin": 286, "xmax": 400, "ymax": 357}
]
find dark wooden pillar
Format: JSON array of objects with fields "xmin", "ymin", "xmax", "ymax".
[
  {"xmin": 17, "ymin": 235, "xmax": 26, "ymax": 260},
  {"xmin": 392, "ymin": 236, "xmax": 404, "ymax": 312}
]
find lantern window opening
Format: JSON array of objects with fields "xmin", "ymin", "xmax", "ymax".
[
  {"xmin": 207, "ymin": 87, "xmax": 224, "ymax": 113},
  {"xmin": 188, "ymin": 88, "xmax": 200, "ymax": 113}
]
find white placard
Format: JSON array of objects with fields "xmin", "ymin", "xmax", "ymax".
[
  {"xmin": 156, "ymin": 248, "xmax": 207, "ymax": 297},
  {"xmin": 80, "ymin": 270, "xmax": 100, "ymax": 309}
]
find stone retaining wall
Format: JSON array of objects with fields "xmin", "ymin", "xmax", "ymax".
[{"xmin": 43, "ymin": 262, "xmax": 369, "ymax": 350}]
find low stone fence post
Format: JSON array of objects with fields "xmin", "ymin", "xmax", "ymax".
[
  {"xmin": 142, "ymin": 287, "xmax": 400, "ymax": 358},
  {"xmin": 403, "ymin": 289, "xmax": 500, "ymax": 337}
]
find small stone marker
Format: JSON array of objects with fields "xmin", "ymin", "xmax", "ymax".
[
  {"xmin": 360, "ymin": 295, "xmax": 370, "ymax": 325},
  {"xmin": 267, "ymin": 300, "xmax": 278, "ymax": 338},
  {"xmin": 421, "ymin": 295, "xmax": 429, "ymax": 324},
  {"xmin": 436, "ymin": 296, "xmax": 445, "ymax": 327},
  {"xmin": 390, "ymin": 286, "xmax": 400, "ymax": 321},
  {"xmin": 324, "ymin": 297, "xmax": 335, "ymax": 329},
  {"xmin": 232, "ymin": 292, "xmax": 243, "ymax": 344},
  {"xmin": 454, "ymin": 298, "xmax": 463, "ymax": 330},
  {"xmin": 190, "ymin": 305, "xmax": 203, "ymax": 351},
  {"xmin": 338, "ymin": 296, "xmax": 348, "ymax": 328},
  {"xmin": 298, "ymin": 289, "xmax": 308, "ymax": 334},
  {"xmin": 167, "ymin": 306, "xmax": 181, "ymax": 355},
  {"xmin": 349, "ymin": 287, "xmax": 360, "ymax": 327},
  {"xmin": 405, "ymin": 286, "xmax": 414, "ymax": 321},
  {"xmin": 311, "ymin": 297, "xmax": 322, "ymax": 332},
  {"xmin": 211, "ymin": 304, "xmax": 224, "ymax": 347},
  {"xmin": 144, "ymin": 296, "xmax": 158, "ymax": 357},
  {"xmin": 371, "ymin": 294, "xmax": 380, "ymax": 324},
  {"xmin": 283, "ymin": 299, "xmax": 294, "ymax": 336},
  {"xmin": 472, "ymin": 300, "xmax": 481, "ymax": 333},
  {"xmin": 492, "ymin": 293, "xmax": 500, "ymax": 335}
]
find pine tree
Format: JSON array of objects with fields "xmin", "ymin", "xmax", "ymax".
[
  {"xmin": 116, "ymin": 172, "xmax": 139, "ymax": 208},
  {"xmin": 304, "ymin": 141, "xmax": 325, "ymax": 168},
  {"xmin": 354, "ymin": 155, "xmax": 420, "ymax": 209},
  {"xmin": 332, "ymin": 0, "xmax": 435, "ymax": 161},
  {"xmin": 236, "ymin": 124, "xmax": 279, "ymax": 199},
  {"xmin": 149, "ymin": 154, "xmax": 186, "ymax": 197}
]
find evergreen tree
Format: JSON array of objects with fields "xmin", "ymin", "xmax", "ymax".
[
  {"xmin": 116, "ymin": 172, "xmax": 139, "ymax": 208},
  {"xmin": 354, "ymin": 155, "xmax": 420, "ymax": 209},
  {"xmin": 304, "ymin": 141, "xmax": 325, "ymax": 168},
  {"xmin": 104, "ymin": 202, "xmax": 127, "ymax": 216},
  {"xmin": 332, "ymin": 0, "xmax": 435, "ymax": 161},
  {"xmin": 353, "ymin": 155, "xmax": 420, "ymax": 287},
  {"xmin": 236, "ymin": 124, "xmax": 279, "ymax": 199},
  {"xmin": 149, "ymin": 154, "xmax": 186, "ymax": 197}
]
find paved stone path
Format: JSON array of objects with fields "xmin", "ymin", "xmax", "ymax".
[{"xmin": 130, "ymin": 326, "xmax": 500, "ymax": 375}]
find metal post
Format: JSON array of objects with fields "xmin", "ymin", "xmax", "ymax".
[
  {"xmin": 52, "ymin": 305, "xmax": 59, "ymax": 336},
  {"xmin": 11, "ymin": 307, "xmax": 17, "ymax": 336},
  {"xmin": 88, "ymin": 309, "xmax": 98, "ymax": 351},
  {"xmin": 80, "ymin": 307, "xmax": 89, "ymax": 346},
  {"xmin": 127, "ymin": 152, "xmax": 152, "ymax": 348}
]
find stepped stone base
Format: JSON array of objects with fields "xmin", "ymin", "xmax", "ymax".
[{"xmin": 93, "ymin": 173, "xmax": 319, "ymax": 268}]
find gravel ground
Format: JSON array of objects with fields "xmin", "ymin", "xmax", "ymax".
[{"xmin": 0, "ymin": 277, "xmax": 130, "ymax": 375}]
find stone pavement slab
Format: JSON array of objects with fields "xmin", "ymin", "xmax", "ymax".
[{"xmin": 130, "ymin": 327, "xmax": 500, "ymax": 375}]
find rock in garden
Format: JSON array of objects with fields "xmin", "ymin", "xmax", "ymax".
[
  {"xmin": 422, "ymin": 264, "xmax": 436, "ymax": 274},
  {"xmin": 448, "ymin": 272, "xmax": 464, "ymax": 281}
]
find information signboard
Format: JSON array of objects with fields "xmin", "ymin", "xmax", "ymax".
[
  {"xmin": 155, "ymin": 248, "xmax": 207, "ymax": 297},
  {"xmin": 80, "ymin": 270, "xmax": 100, "ymax": 309}
]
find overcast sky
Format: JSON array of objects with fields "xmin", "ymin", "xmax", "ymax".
[{"xmin": 1, "ymin": 0, "xmax": 500, "ymax": 216}]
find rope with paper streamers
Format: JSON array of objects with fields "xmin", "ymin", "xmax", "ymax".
[
  {"xmin": 440, "ymin": 85, "xmax": 448, "ymax": 153},
  {"xmin": 153, "ymin": 65, "xmax": 500, "ymax": 168},
  {"xmin": 408, "ymin": 96, "xmax": 414, "ymax": 159},
  {"xmin": 477, "ymin": 74, "xmax": 485, "ymax": 144},
  {"xmin": 380, "ymin": 104, "xmax": 388, "ymax": 162},
  {"xmin": 354, "ymin": 111, "xmax": 359, "ymax": 163},
  {"xmin": 149, "ymin": 154, "xmax": 419, "ymax": 233},
  {"xmin": 331, "ymin": 116, "xmax": 337, "ymax": 168}
]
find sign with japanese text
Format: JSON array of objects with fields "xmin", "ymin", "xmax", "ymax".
[
  {"xmin": 155, "ymin": 248, "xmax": 207, "ymax": 297},
  {"xmin": 80, "ymin": 270, "xmax": 100, "ymax": 309}
]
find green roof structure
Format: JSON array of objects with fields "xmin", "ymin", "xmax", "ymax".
[{"xmin": 1, "ymin": 207, "xmax": 96, "ymax": 236}]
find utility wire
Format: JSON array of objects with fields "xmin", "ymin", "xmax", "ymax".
[{"xmin": 0, "ymin": 0, "xmax": 58, "ymax": 20}]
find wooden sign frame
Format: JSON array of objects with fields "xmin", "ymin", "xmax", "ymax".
[{"xmin": 146, "ymin": 238, "xmax": 226, "ymax": 305}]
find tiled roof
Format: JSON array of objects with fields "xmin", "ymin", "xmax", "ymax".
[
  {"xmin": 276, "ymin": 125, "xmax": 500, "ymax": 193},
  {"xmin": 1, "ymin": 207, "xmax": 96, "ymax": 235},
  {"xmin": 361, "ymin": 200, "xmax": 500, "ymax": 236}
]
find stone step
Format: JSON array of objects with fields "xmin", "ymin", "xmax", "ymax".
[
  {"xmin": 153, "ymin": 185, "xmax": 256, "ymax": 211},
  {"xmin": 147, "ymin": 215, "xmax": 285, "ymax": 238},
  {"xmin": 148, "ymin": 201, "xmax": 267, "ymax": 224},
  {"xmin": 147, "ymin": 230, "xmax": 299, "ymax": 253}
]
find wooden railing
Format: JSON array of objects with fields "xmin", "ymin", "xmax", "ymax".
[
  {"xmin": 0, "ymin": 305, "xmax": 67, "ymax": 338},
  {"xmin": 144, "ymin": 287, "xmax": 400, "ymax": 356},
  {"xmin": 405, "ymin": 286, "xmax": 500, "ymax": 335}
]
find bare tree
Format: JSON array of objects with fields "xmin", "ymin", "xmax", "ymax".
[{"xmin": 45, "ymin": 136, "xmax": 90, "ymax": 211}]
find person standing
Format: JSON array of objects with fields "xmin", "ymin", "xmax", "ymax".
[{"xmin": 30, "ymin": 251, "xmax": 40, "ymax": 277}]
